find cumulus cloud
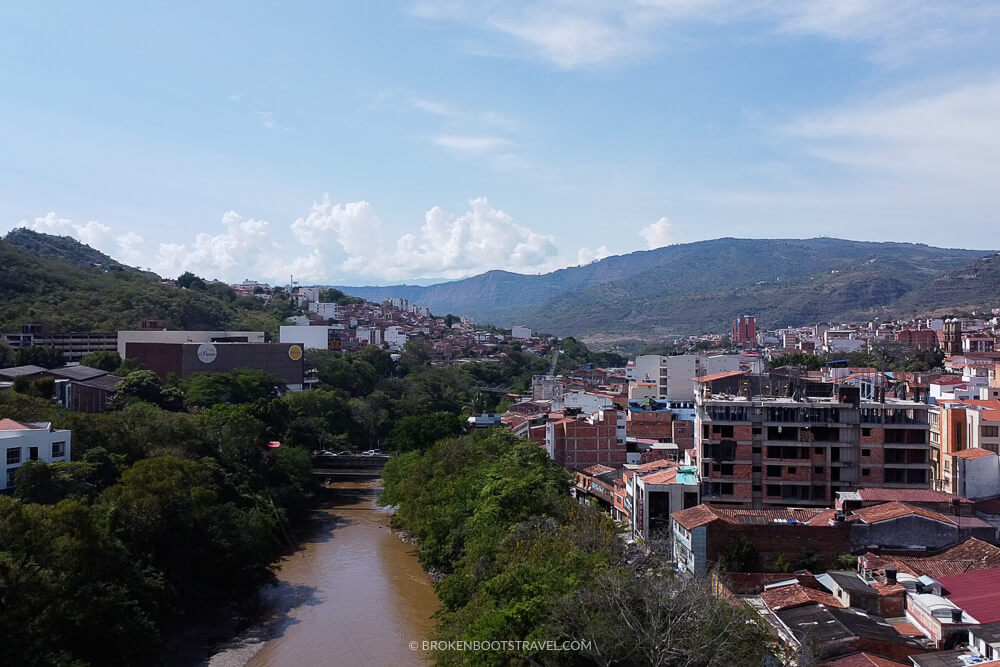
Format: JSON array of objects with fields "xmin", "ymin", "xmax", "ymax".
[
  {"xmin": 639, "ymin": 217, "xmax": 674, "ymax": 249},
  {"xmin": 577, "ymin": 245, "xmax": 612, "ymax": 265}
]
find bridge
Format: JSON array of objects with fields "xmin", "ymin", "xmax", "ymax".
[{"xmin": 312, "ymin": 454, "xmax": 391, "ymax": 479}]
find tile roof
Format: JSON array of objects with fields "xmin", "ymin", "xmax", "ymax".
[
  {"xmin": 939, "ymin": 567, "xmax": 1000, "ymax": 623},
  {"xmin": 0, "ymin": 418, "xmax": 32, "ymax": 430},
  {"xmin": 861, "ymin": 538, "xmax": 1000, "ymax": 578},
  {"xmin": 953, "ymin": 448, "xmax": 998, "ymax": 460},
  {"xmin": 581, "ymin": 464, "xmax": 616, "ymax": 476},
  {"xmin": 671, "ymin": 504, "xmax": 720, "ymax": 530},
  {"xmin": 632, "ymin": 459, "xmax": 676, "ymax": 474},
  {"xmin": 760, "ymin": 582, "xmax": 844, "ymax": 611},
  {"xmin": 856, "ymin": 488, "xmax": 972, "ymax": 504},
  {"xmin": 640, "ymin": 468, "xmax": 679, "ymax": 485},
  {"xmin": 851, "ymin": 502, "xmax": 955, "ymax": 526},
  {"xmin": 820, "ymin": 652, "xmax": 909, "ymax": 667}
]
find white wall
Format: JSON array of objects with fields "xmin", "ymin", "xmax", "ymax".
[
  {"xmin": 511, "ymin": 325, "xmax": 532, "ymax": 340},
  {"xmin": 279, "ymin": 325, "xmax": 346, "ymax": 350},
  {"xmin": 1, "ymin": 424, "xmax": 71, "ymax": 490},
  {"xmin": 117, "ymin": 330, "xmax": 265, "ymax": 356}
]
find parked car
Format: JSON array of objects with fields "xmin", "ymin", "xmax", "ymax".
[
  {"xmin": 315, "ymin": 450, "xmax": 335, "ymax": 457},
  {"xmin": 362, "ymin": 449, "xmax": 382, "ymax": 456},
  {"xmin": 336, "ymin": 451, "xmax": 353, "ymax": 456}
]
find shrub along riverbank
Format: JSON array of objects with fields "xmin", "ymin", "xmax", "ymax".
[{"xmin": 381, "ymin": 429, "xmax": 777, "ymax": 667}]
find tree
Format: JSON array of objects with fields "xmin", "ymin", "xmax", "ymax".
[
  {"xmin": 0, "ymin": 340, "xmax": 15, "ymax": 368},
  {"xmin": 176, "ymin": 270, "xmax": 207, "ymax": 290},
  {"xmin": 387, "ymin": 412, "xmax": 465, "ymax": 452},
  {"xmin": 15, "ymin": 345, "xmax": 64, "ymax": 369},
  {"xmin": 109, "ymin": 369, "xmax": 184, "ymax": 411},
  {"xmin": 80, "ymin": 350, "xmax": 122, "ymax": 372},
  {"xmin": 719, "ymin": 535, "xmax": 756, "ymax": 572}
]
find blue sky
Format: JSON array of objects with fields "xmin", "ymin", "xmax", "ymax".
[{"xmin": 3, "ymin": 1, "xmax": 1000, "ymax": 284}]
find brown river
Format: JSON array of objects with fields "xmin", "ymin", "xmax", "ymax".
[{"xmin": 206, "ymin": 478, "xmax": 439, "ymax": 667}]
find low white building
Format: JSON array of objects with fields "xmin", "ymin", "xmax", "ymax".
[
  {"xmin": 511, "ymin": 325, "xmax": 532, "ymax": 340},
  {"xmin": 1, "ymin": 419, "xmax": 71, "ymax": 490},
  {"xmin": 384, "ymin": 326, "xmax": 408, "ymax": 350},
  {"xmin": 117, "ymin": 330, "xmax": 266, "ymax": 357},
  {"xmin": 952, "ymin": 448, "xmax": 1000, "ymax": 501}
]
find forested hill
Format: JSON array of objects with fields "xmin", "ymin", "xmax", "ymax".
[
  {"xmin": 5, "ymin": 228, "xmax": 143, "ymax": 272},
  {"xmin": 338, "ymin": 238, "xmax": 998, "ymax": 336},
  {"xmin": 0, "ymin": 234, "xmax": 287, "ymax": 335}
]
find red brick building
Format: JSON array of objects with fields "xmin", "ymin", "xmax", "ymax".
[{"xmin": 544, "ymin": 408, "xmax": 626, "ymax": 470}]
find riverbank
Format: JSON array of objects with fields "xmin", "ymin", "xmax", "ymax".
[{"xmin": 202, "ymin": 479, "xmax": 439, "ymax": 667}]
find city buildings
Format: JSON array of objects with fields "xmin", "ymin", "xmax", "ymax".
[
  {"xmin": 732, "ymin": 315, "xmax": 756, "ymax": 347},
  {"xmin": 116, "ymin": 329, "xmax": 266, "ymax": 357}
]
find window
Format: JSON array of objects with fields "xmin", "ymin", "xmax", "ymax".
[
  {"xmin": 752, "ymin": 465, "xmax": 761, "ymax": 473},
  {"xmin": 983, "ymin": 426, "xmax": 999, "ymax": 438},
  {"xmin": 718, "ymin": 425, "xmax": 734, "ymax": 438},
  {"xmin": 752, "ymin": 446, "xmax": 761, "ymax": 454},
  {"xmin": 767, "ymin": 465, "xmax": 781, "ymax": 477},
  {"xmin": 787, "ymin": 466, "xmax": 797, "ymax": 474},
  {"xmin": 861, "ymin": 448, "xmax": 871, "ymax": 457},
  {"xmin": 720, "ymin": 463, "xmax": 734, "ymax": 476},
  {"xmin": 5, "ymin": 468, "xmax": 16, "ymax": 488},
  {"xmin": 52, "ymin": 442, "xmax": 65, "ymax": 458},
  {"xmin": 813, "ymin": 466, "xmax": 824, "ymax": 474},
  {"xmin": 766, "ymin": 484, "xmax": 780, "ymax": 496},
  {"xmin": 862, "ymin": 468, "xmax": 871, "ymax": 476},
  {"xmin": 29, "ymin": 447, "xmax": 38, "ymax": 461},
  {"xmin": 752, "ymin": 427, "xmax": 761, "ymax": 435},
  {"xmin": 6, "ymin": 448, "xmax": 21, "ymax": 465},
  {"xmin": 814, "ymin": 447, "xmax": 823, "ymax": 455},
  {"xmin": 752, "ymin": 484, "xmax": 761, "ymax": 492},
  {"xmin": 862, "ymin": 427, "xmax": 872, "ymax": 437}
]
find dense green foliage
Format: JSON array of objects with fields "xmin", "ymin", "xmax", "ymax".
[
  {"xmin": 382, "ymin": 431, "xmax": 776, "ymax": 666},
  {"xmin": 15, "ymin": 345, "xmax": 65, "ymax": 369}
]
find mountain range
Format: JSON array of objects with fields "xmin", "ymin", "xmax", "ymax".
[{"xmin": 337, "ymin": 238, "xmax": 1000, "ymax": 339}]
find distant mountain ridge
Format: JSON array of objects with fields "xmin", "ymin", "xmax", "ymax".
[{"xmin": 337, "ymin": 238, "xmax": 999, "ymax": 336}]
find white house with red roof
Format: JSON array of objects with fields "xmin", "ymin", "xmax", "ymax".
[{"xmin": 0, "ymin": 418, "xmax": 71, "ymax": 490}]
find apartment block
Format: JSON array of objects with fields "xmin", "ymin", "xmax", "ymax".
[
  {"xmin": 696, "ymin": 382, "xmax": 931, "ymax": 508},
  {"xmin": 544, "ymin": 408, "xmax": 626, "ymax": 470},
  {"xmin": 632, "ymin": 354, "xmax": 741, "ymax": 401},
  {"xmin": 731, "ymin": 315, "xmax": 756, "ymax": 347}
]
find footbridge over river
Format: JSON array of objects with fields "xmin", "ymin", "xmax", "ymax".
[{"xmin": 312, "ymin": 454, "xmax": 391, "ymax": 479}]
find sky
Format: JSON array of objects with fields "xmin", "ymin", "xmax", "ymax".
[{"xmin": 2, "ymin": 1, "xmax": 1000, "ymax": 285}]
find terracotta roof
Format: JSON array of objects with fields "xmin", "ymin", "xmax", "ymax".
[
  {"xmin": 641, "ymin": 468, "xmax": 679, "ymax": 485},
  {"xmin": 693, "ymin": 370, "xmax": 748, "ymax": 383},
  {"xmin": 953, "ymin": 448, "xmax": 998, "ymax": 460},
  {"xmin": 820, "ymin": 652, "xmax": 909, "ymax": 667},
  {"xmin": 856, "ymin": 488, "xmax": 972, "ymax": 504},
  {"xmin": 632, "ymin": 459, "xmax": 676, "ymax": 474},
  {"xmin": 939, "ymin": 567, "xmax": 1000, "ymax": 623},
  {"xmin": 713, "ymin": 507, "xmax": 828, "ymax": 525},
  {"xmin": 861, "ymin": 538, "xmax": 1000, "ymax": 578},
  {"xmin": 851, "ymin": 502, "xmax": 955, "ymax": 526},
  {"xmin": 0, "ymin": 418, "xmax": 33, "ymax": 430},
  {"xmin": 760, "ymin": 583, "xmax": 843, "ymax": 611},
  {"xmin": 581, "ymin": 464, "xmax": 616, "ymax": 476},
  {"xmin": 671, "ymin": 505, "xmax": 721, "ymax": 530}
]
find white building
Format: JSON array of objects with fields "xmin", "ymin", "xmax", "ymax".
[
  {"xmin": 308, "ymin": 302, "xmax": 343, "ymax": 321},
  {"xmin": 632, "ymin": 354, "xmax": 742, "ymax": 401},
  {"xmin": 117, "ymin": 330, "xmax": 265, "ymax": 357},
  {"xmin": 355, "ymin": 326, "xmax": 383, "ymax": 347},
  {"xmin": 279, "ymin": 325, "xmax": 347, "ymax": 351},
  {"xmin": 297, "ymin": 287, "xmax": 320, "ymax": 304},
  {"xmin": 511, "ymin": 325, "xmax": 532, "ymax": 340},
  {"xmin": 384, "ymin": 326, "xmax": 408, "ymax": 350},
  {"xmin": 1, "ymin": 419, "xmax": 71, "ymax": 490},
  {"xmin": 952, "ymin": 448, "xmax": 1000, "ymax": 501}
]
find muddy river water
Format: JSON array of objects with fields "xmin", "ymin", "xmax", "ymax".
[{"xmin": 207, "ymin": 478, "xmax": 439, "ymax": 667}]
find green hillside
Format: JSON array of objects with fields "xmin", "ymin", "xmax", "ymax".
[{"xmin": 0, "ymin": 237, "xmax": 287, "ymax": 336}]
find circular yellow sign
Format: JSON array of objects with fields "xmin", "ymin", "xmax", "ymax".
[{"xmin": 288, "ymin": 344, "xmax": 303, "ymax": 361}]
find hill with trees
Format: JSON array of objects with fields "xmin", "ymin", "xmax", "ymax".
[
  {"xmin": 338, "ymin": 238, "xmax": 998, "ymax": 337},
  {"xmin": 0, "ymin": 233, "xmax": 289, "ymax": 336}
]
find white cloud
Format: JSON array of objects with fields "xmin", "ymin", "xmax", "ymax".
[
  {"xmin": 256, "ymin": 111, "xmax": 291, "ymax": 132},
  {"xmin": 412, "ymin": 0, "xmax": 1000, "ymax": 67},
  {"xmin": 433, "ymin": 135, "xmax": 508, "ymax": 151},
  {"xmin": 577, "ymin": 245, "xmax": 612, "ymax": 265},
  {"xmin": 639, "ymin": 217, "xmax": 674, "ymax": 249},
  {"xmin": 6, "ymin": 197, "xmax": 612, "ymax": 283}
]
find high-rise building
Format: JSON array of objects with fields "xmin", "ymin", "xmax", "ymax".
[
  {"xmin": 943, "ymin": 319, "xmax": 963, "ymax": 356},
  {"xmin": 695, "ymin": 379, "xmax": 930, "ymax": 508},
  {"xmin": 732, "ymin": 315, "xmax": 757, "ymax": 347}
]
